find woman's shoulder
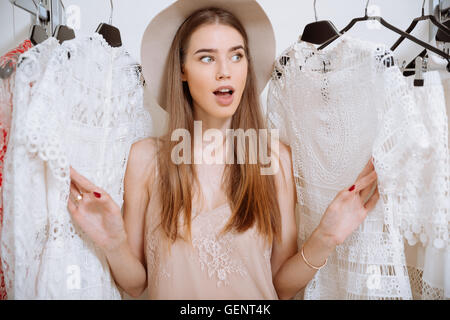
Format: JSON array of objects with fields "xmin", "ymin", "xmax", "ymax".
[
  {"xmin": 131, "ymin": 137, "xmax": 160, "ymax": 158},
  {"xmin": 272, "ymin": 141, "xmax": 294, "ymax": 188},
  {"xmin": 277, "ymin": 142, "xmax": 291, "ymax": 161},
  {"xmin": 274, "ymin": 142, "xmax": 292, "ymax": 173},
  {"xmin": 127, "ymin": 137, "xmax": 160, "ymax": 185}
]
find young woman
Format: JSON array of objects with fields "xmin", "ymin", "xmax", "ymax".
[{"xmin": 67, "ymin": 0, "xmax": 379, "ymax": 300}]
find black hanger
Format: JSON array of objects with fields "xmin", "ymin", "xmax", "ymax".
[
  {"xmin": 436, "ymin": 20, "xmax": 450, "ymax": 43},
  {"xmin": 95, "ymin": 0, "xmax": 122, "ymax": 47},
  {"xmin": 436, "ymin": 5, "xmax": 450, "ymax": 41},
  {"xmin": 318, "ymin": 0, "xmax": 450, "ymax": 63},
  {"xmin": 392, "ymin": 1, "xmax": 450, "ymax": 78},
  {"xmin": 30, "ymin": 25, "xmax": 48, "ymax": 45},
  {"xmin": 301, "ymin": 0, "xmax": 340, "ymax": 45},
  {"xmin": 53, "ymin": 25, "xmax": 75, "ymax": 44},
  {"xmin": 30, "ymin": 1, "xmax": 49, "ymax": 45},
  {"xmin": 1, "ymin": 1, "xmax": 47, "ymax": 79},
  {"xmin": 391, "ymin": 0, "xmax": 450, "ymax": 51},
  {"xmin": 53, "ymin": 2, "xmax": 75, "ymax": 44}
]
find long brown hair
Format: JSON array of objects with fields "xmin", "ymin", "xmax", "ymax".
[{"xmin": 157, "ymin": 7, "xmax": 281, "ymax": 245}]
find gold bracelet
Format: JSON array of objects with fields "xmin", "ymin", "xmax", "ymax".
[{"xmin": 301, "ymin": 244, "xmax": 327, "ymax": 270}]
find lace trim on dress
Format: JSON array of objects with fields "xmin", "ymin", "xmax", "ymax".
[{"xmin": 190, "ymin": 204, "xmax": 248, "ymax": 287}]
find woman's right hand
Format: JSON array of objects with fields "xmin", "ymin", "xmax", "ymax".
[
  {"xmin": 67, "ymin": 166, "xmax": 127, "ymax": 253},
  {"xmin": 315, "ymin": 158, "xmax": 379, "ymax": 247}
]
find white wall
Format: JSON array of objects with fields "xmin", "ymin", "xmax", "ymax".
[{"xmin": 0, "ymin": 0, "xmax": 433, "ymax": 136}]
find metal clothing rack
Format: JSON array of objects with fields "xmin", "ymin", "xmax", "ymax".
[{"xmin": 10, "ymin": 0, "xmax": 66, "ymax": 37}]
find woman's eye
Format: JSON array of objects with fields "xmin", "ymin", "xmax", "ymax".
[
  {"xmin": 232, "ymin": 53, "xmax": 243, "ymax": 62},
  {"xmin": 200, "ymin": 56, "xmax": 213, "ymax": 63}
]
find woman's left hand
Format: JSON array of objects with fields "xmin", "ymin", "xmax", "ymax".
[{"xmin": 316, "ymin": 158, "xmax": 380, "ymax": 247}]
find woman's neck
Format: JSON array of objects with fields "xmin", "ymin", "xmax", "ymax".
[
  {"xmin": 192, "ymin": 105, "xmax": 233, "ymax": 165},
  {"xmin": 193, "ymin": 106, "xmax": 232, "ymax": 135}
]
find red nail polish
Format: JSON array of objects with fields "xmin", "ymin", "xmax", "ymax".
[
  {"xmin": 348, "ymin": 185, "xmax": 355, "ymax": 192},
  {"xmin": 93, "ymin": 192, "xmax": 101, "ymax": 198}
]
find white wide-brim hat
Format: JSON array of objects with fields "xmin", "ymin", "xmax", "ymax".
[{"xmin": 140, "ymin": 0, "xmax": 276, "ymax": 110}]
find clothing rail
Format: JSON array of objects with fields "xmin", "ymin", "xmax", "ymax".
[{"xmin": 9, "ymin": 0, "xmax": 65, "ymax": 37}]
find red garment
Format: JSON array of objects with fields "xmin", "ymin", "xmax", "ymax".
[
  {"xmin": 0, "ymin": 39, "xmax": 33, "ymax": 300},
  {"xmin": 0, "ymin": 39, "xmax": 33, "ymax": 73}
]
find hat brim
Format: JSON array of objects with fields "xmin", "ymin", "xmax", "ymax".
[{"xmin": 140, "ymin": 0, "xmax": 276, "ymax": 110}]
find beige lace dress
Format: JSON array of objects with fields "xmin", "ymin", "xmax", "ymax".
[{"xmin": 144, "ymin": 160, "xmax": 278, "ymax": 300}]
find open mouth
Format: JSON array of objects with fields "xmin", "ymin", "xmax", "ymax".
[
  {"xmin": 213, "ymin": 88, "xmax": 234, "ymax": 96},
  {"xmin": 213, "ymin": 86, "xmax": 235, "ymax": 106}
]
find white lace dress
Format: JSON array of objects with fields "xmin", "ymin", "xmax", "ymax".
[
  {"xmin": 1, "ymin": 34, "xmax": 153, "ymax": 299},
  {"xmin": 266, "ymin": 35, "xmax": 447, "ymax": 299},
  {"xmin": 402, "ymin": 71, "xmax": 449, "ymax": 299}
]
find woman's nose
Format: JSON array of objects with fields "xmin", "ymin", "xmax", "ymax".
[{"xmin": 216, "ymin": 60, "xmax": 231, "ymax": 80}]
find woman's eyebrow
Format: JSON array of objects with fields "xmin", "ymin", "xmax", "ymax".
[{"xmin": 194, "ymin": 45, "xmax": 245, "ymax": 55}]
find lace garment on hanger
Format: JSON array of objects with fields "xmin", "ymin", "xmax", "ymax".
[
  {"xmin": 0, "ymin": 39, "xmax": 35, "ymax": 300},
  {"xmin": 266, "ymin": 34, "xmax": 436, "ymax": 299},
  {"xmin": 1, "ymin": 34, "xmax": 152, "ymax": 299},
  {"xmin": 402, "ymin": 71, "xmax": 449, "ymax": 299},
  {"xmin": 442, "ymin": 77, "xmax": 450, "ymax": 146}
]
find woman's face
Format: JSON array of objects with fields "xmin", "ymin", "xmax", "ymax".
[{"xmin": 181, "ymin": 23, "xmax": 248, "ymax": 122}]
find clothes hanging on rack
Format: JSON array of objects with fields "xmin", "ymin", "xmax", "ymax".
[
  {"xmin": 373, "ymin": 69, "xmax": 449, "ymax": 248},
  {"xmin": 437, "ymin": 55, "xmax": 450, "ymax": 146},
  {"xmin": 266, "ymin": 34, "xmax": 446, "ymax": 299},
  {"xmin": 1, "ymin": 33, "xmax": 153, "ymax": 299},
  {"xmin": 427, "ymin": 45, "xmax": 450, "ymax": 147},
  {"xmin": 0, "ymin": 38, "xmax": 34, "ymax": 301},
  {"xmin": 443, "ymin": 79, "xmax": 450, "ymax": 146},
  {"xmin": 1, "ymin": 37, "xmax": 60, "ymax": 299},
  {"xmin": 398, "ymin": 71, "xmax": 449, "ymax": 300}
]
